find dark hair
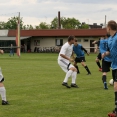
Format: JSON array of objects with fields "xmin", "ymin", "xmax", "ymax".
[
  {"xmin": 106, "ymin": 33, "xmax": 110, "ymax": 38},
  {"xmin": 68, "ymin": 36, "xmax": 75, "ymax": 42},
  {"xmin": 107, "ymin": 20, "xmax": 117, "ymax": 31}
]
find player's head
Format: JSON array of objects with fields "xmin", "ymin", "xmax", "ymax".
[
  {"xmin": 74, "ymin": 39, "xmax": 78, "ymax": 46},
  {"xmin": 107, "ymin": 20, "xmax": 117, "ymax": 35},
  {"xmin": 68, "ymin": 36, "xmax": 75, "ymax": 44}
]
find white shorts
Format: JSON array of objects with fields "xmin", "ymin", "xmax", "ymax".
[
  {"xmin": 58, "ymin": 60, "xmax": 74, "ymax": 73},
  {"xmin": 0, "ymin": 69, "xmax": 4, "ymax": 82}
]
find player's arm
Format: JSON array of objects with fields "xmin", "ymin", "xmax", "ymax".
[
  {"xmin": 102, "ymin": 51, "xmax": 110, "ymax": 59},
  {"xmin": 81, "ymin": 46, "xmax": 89, "ymax": 55},
  {"xmin": 101, "ymin": 45, "xmax": 110, "ymax": 59},
  {"xmin": 71, "ymin": 52, "xmax": 75, "ymax": 60},
  {"xmin": 94, "ymin": 40, "xmax": 100, "ymax": 53},
  {"xmin": 92, "ymin": 40, "xmax": 97, "ymax": 44},
  {"xmin": 0, "ymin": 49, "xmax": 4, "ymax": 54},
  {"xmin": 94, "ymin": 46, "xmax": 98, "ymax": 53}
]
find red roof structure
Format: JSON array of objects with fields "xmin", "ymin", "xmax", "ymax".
[{"xmin": 8, "ymin": 29, "xmax": 107, "ymax": 37}]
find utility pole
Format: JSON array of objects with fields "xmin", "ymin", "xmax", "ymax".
[
  {"xmin": 58, "ymin": 11, "xmax": 61, "ymax": 29},
  {"xmin": 105, "ymin": 15, "xmax": 106, "ymax": 27}
]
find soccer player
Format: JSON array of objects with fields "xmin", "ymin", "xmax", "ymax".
[
  {"xmin": 92, "ymin": 38, "xmax": 102, "ymax": 72},
  {"xmin": 72, "ymin": 39, "xmax": 91, "ymax": 75},
  {"xmin": 0, "ymin": 49, "xmax": 9, "ymax": 105},
  {"xmin": 102, "ymin": 20, "xmax": 117, "ymax": 116},
  {"xmin": 99, "ymin": 34, "xmax": 111, "ymax": 89},
  {"xmin": 58, "ymin": 36, "xmax": 78, "ymax": 88}
]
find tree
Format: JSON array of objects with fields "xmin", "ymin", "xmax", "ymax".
[
  {"xmin": 51, "ymin": 17, "xmax": 81, "ymax": 29},
  {"xmin": 39, "ymin": 22, "xmax": 50, "ymax": 29},
  {"xmin": 62, "ymin": 17, "xmax": 81, "ymax": 29},
  {"xmin": 35, "ymin": 26, "xmax": 40, "ymax": 29},
  {"xmin": 4, "ymin": 16, "xmax": 23, "ymax": 29},
  {"xmin": 80, "ymin": 24, "xmax": 89, "ymax": 29},
  {"xmin": 50, "ymin": 17, "xmax": 58, "ymax": 29},
  {"xmin": 0, "ymin": 21, "xmax": 7, "ymax": 29},
  {"xmin": 22, "ymin": 24, "xmax": 34, "ymax": 30}
]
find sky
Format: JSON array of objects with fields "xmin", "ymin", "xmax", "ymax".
[{"xmin": 0, "ymin": 0, "xmax": 117, "ymax": 27}]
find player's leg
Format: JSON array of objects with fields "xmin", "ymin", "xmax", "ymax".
[
  {"xmin": 114, "ymin": 70, "xmax": 117, "ymax": 114},
  {"xmin": 102, "ymin": 60, "xmax": 111, "ymax": 89},
  {"xmin": 74, "ymin": 61, "xmax": 80, "ymax": 74},
  {"xmin": 58, "ymin": 60, "xmax": 73, "ymax": 88},
  {"xmin": 0, "ymin": 83, "xmax": 9, "ymax": 105},
  {"xmin": 69, "ymin": 65, "xmax": 78, "ymax": 88},
  {"xmin": 13, "ymin": 50, "xmax": 14, "ymax": 56},
  {"xmin": 11, "ymin": 50, "xmax": 14, "ymax": 56},
  {"xmin": 108, "ymin": 70, "xmax": 117, "ymax": 116},
  {"xmin": 102, "ymin": 72, "xmax": 108, "ymax": 89},
  {"xmin": 96, "ymin": 53, "xmax": 102, "ymax": 71},
  {"xmin": 80, "ymin": 57, "xmax": 91, "ymax": 75},
  {"xmin": 74, "ymin": 58, "xmax": 80, "ymax": 74},
  {"xmin": 0, "ymin": 69, "xmax": 8, "ymax": 105}
]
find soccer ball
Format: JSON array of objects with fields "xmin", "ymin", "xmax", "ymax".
[{"xmin": 109, "ymin": 79, "xmax": 114, "ymax": 85}]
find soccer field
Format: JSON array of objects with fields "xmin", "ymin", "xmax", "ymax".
[{"xmin": 0, "ymin": 53, "xmax": 114, "ymax": 117}]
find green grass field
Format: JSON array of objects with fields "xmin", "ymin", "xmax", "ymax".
[{"xmin": 0, "ymin": 53, "xmax": 114, "ymax": 117}]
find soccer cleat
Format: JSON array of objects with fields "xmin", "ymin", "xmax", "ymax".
[
  {"xmin": 87, "ymin": 73, "xmax": 91, "ymax": 75},
  {"xmin": 62, "ymin": 82, "xmax": 71, "ymax": 88},
  {"xmin": 99, "ymin": 68, "xmax": 102, "ymax": 72},
  {"xmin": 104, "ymin": 87, "xmax": 108, "ymax": 90},
  {"xmin": 2, "ymin": 100, "xmax": 9, "ymax": 105},
  {"xmin": 77, "ymin": 71, "xmax": 80, "ymax": 74},
  {"xmin": 71, "ymin": 83, "xmax": 78, "ymax": 88},
  {"xmin": 104, "ymin": 82, "xmax": 108, "ymax": 90},
  {"xmin": 108, "ymin": 110, "xmax": 117, "ymax": 117}
]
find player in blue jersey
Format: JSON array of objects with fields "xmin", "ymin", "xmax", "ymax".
[
  {"xmin": 72, "ymin": 39, "xmax": 91, "ymax": 75},
  {"xmin": 102, "ymin": 20, "xmax": 117, "ymax": 116},
  {"xmin": 92, "ymin": 38, "xmax": 102, "ymax": 72},
  {"xmin": 100, "ymin": 34, "xmax": 111, "ymax": 89}
]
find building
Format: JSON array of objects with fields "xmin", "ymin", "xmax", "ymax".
[
  {"xmin": 89, "ymin": 23, "xmax": 103, "ymax": 29},
  {"xmin": 0, "ymin": 28, "xmax": 107, "ymax": 52}
]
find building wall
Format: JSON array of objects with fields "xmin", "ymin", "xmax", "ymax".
[{"xmin": 29, "ymin": 36, "xmax": 99, "ymax": 52}]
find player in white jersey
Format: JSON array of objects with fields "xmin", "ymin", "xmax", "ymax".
[
  {"xmin": 0, "ymin": 49, "xmax": 9, "ymax": 105},
  {"xmin": 58, "ymin": 36, "xmax": 78, "ymax": 88}
]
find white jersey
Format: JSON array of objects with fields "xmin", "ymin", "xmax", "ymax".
[{"xmin": 58, "ymin": 42, "xmax": 73, "ymax": 63}]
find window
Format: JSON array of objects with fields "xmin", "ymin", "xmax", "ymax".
[
  {"xmin": 77, "ymin": 39, "xmax": 81, "ymax": 42},
  {"xmin": 0, "ymin": 40, "xmax": 16, "ymax": 47},
  {"xmin": 34, "ymin": 40, "xmax": 40, "ymax": 46},
  {"xmin": 84, "ymin": 39, "xmax": 88, "ymax": 42},
  {"xmin": 56, "ymin": 39, "xmax": 63, "ymax": 46},
  {"xmin": 0, "ymin": 40, "xmax": 16, "ymax": 52}
]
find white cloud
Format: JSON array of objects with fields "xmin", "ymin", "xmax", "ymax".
[{"xmin": 0, "ymin": 0, "xmax": 117, "ymax": 26}]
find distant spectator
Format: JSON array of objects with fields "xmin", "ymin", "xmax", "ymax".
[{"xmin": 9, "ymin": 44, "xmax": 14, "ymax": 57}]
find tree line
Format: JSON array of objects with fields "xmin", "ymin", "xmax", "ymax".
[{"xmin": 0, "ymin": 16, "xmax": 89, "ymax": 30}]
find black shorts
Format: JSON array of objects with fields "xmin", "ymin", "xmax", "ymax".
[
  {"xmin": 112, "ymin": 69, "xmax": 117, "ymax": 82},
  {"xmin": 97, "ymin": 53, "xmax": 102, "ymax": 60},
  {"xmin": 102, "ymin": 59, "xmax": 111, "ymax": 72},
  {"xmin": 75, "ymin": 57, "xmax": 86, "ymax": 63},
  {"xmin": 0, "ymin": 77, "xmax": 4, "ymax": 83}
]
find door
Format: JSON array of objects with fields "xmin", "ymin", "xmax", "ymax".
[{"xmin": 90, "ymin": 40, "xmax": 94, "ymax": 52}]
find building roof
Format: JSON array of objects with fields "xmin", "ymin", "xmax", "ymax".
[{"xmin": 8, "ymin": 29, "xmax": 107, "ymax": 37}]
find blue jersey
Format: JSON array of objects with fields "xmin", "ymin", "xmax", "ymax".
[
  {"xmin": 108, "ymin": 33, "xmax": 117, "ymax": 70},
  {"xmin": 73, "ymin": 44, "xmax": 85, "ymax": 58},
  {"xmin": 99, "ymin": 39, "xmax": 111, "ymax": 62}
]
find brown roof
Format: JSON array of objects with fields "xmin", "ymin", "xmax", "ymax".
[{"xmin": 8, "ymin": 29, "xmax": 107, "ymax": 37}]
